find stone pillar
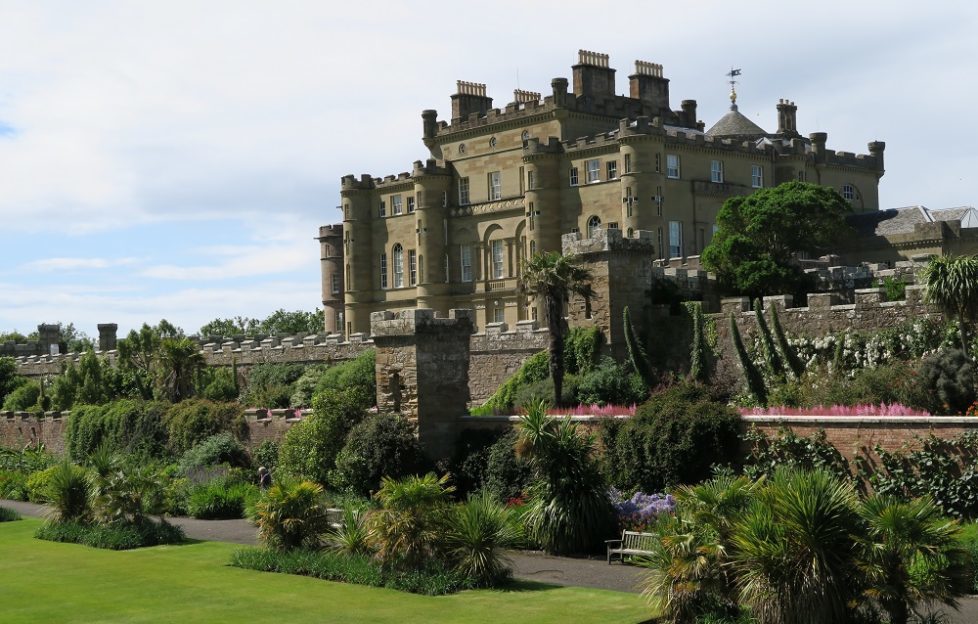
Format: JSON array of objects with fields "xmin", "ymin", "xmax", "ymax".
[
  {"xmin": 370, "ymin": 308, "xmax": 474, "ymax": 460},
  {"xmin": 97, "ymin": 324, "xmax": 118, "ymax": 351}
]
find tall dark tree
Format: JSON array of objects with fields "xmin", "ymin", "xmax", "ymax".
[
  {"xmin": 519, "ymin": 251, "xmax": 593, "ymax": 405},
  {"xmin": 702, "ymin": 181, "xmax": 853, "ymax": 298}
]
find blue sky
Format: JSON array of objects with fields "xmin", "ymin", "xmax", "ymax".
[{"xmin": 1, "ymin": 1, "xmax": 977, "ymax": 338}]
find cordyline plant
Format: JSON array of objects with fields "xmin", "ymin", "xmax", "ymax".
[{"xmin": 921, "ymin": 254, "xmax": 978, "ymax": 359}]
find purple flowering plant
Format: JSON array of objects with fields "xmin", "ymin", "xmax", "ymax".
[{"xmin": 609, "ymin": 487, "xmax": 675, "ymax": 532}]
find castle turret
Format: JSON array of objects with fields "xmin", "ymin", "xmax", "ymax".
[
  {"xmin": 868, "ymin": 141, "xmax": 886, "ymax": 175},
  {"xmin": 680, "ymin": 99, "xmax": 698, "ymax": 129},
  {"xmin": 318, "ymin": 224, "xmax": 344, "ymax": 334},
  {"xmin": 412, "ymin": 159, "xmax": 452, "ymax": 313},
  {"xmin": 551, "ymin": 77, "xmax": 569, "ymax": 107},
  {"xmin": 572, "ymin": 50, "xmax": 616, "ymax": 99},
  {"xmin": 810, "ymin": 132, "xmax": 828, "ymax": 164},
  {"xmin": 341, "ymin": 174, "xmax": 375, "ymax": 335}
]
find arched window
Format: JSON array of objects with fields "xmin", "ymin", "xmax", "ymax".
[
  {"xmin": 842, "ymin": 184, "xmax": 856, "ymax": 202},
  {"xmin": 392, "ymin": 244, "xmax": 404, "ymax": 288},
  {"xmin": 587, "ymin": 215, "xmax": 602, "ymax": 238}
]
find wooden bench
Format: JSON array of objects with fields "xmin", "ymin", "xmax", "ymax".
[{"xmin": 606, "ymin": 530, "xmax": 656, "ymax": 564}]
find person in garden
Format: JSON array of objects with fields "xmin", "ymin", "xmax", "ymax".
[{"xmin": 258, "ymin": 466, "xmax": 271, "ymax": 490}]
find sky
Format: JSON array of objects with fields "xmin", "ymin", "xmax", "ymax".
[{"xmin": 1, "ymin": 1, "xmax": 976, "ymax": 339}]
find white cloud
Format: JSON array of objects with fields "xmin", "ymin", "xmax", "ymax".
[{"xmin": 22, "ymin": 257, "xmax": 140, "ymax": 272}]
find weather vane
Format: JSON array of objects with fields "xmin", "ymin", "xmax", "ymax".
[{"xmin": 726, "ymin": 67, "xmax": 741, "ymax": 109}]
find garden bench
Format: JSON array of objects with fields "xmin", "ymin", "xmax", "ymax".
[
  {"xmin": 325, "ymin": 507, "xmax": 344, "ymax": 530},
  {"xmin": 606, "ymin": 530, "xmax": 656, "ymax": 564}
]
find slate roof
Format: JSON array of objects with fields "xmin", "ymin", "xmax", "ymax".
[
  {"xmin": 706, "ymin": 106, "xmax": 768, "ymax": 138},
  {"xmin": 848, "ymin": 205, "xmax": 978, "ymax": 237}
]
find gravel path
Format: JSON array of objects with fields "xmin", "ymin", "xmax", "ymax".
[{"xmin": 5, "ymin": 497, "xmax": 978, "ymax": 622}]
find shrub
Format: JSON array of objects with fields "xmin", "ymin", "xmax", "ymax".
[
  {"xmin": 603, "ymin": 383, "xmax": 742, "ymax": 493},
  {"xmin": 481, "ymin": 351, "xmax": 550, "ymax": 413},
  {"xmin": 573, "ymin": 357, "xmax": 647, "ymax": 406},
  {"xmin": 179, "ymin": 432, "xmax": 250, "ymax": 472},
  {"xmin": 289, "ymin": 364, "xmax": 327, "ymax": 407},
  {"xmin": 0, "ymin": 506, "xmax": 20, "ymax": 522},
  {"xmin": 313, "ymin": 350, "xmax": 376, "ymax": 398},
  {"xmin": 66, "ymin": 400, "xmax": 170, "ymax": 460},
  {"xmin": 324, "ymin": 505, "xmax": 371, "ymax": 555},
  {"xmin": 447, "ymin": 429, "xmax": 500, "ymax": 497},
  {"xmin": 253, "ymin": 480, "xmax": 330, "ymax": 551},
  {"xmin": 743, "ymin": 426, "xmax": 853, "ymax": 483},
  {"xmin": 0, "ymin": 356, "xmax": 25, "ymax": 406},
  {"xmin": 187, "ymin": 479, "xmax": 259, "ymax": 519},
  {"xmin": 26, "ymin": 465, "xmax": 59, "ymax": 503},
  {"xmin": 2, "ymin": 380, "xmax": 40, "ymax": 412},
  {"xmin": 0, "ymin": 469, "xmax": 28, "ymax": 501},
  {"xmin": 369, "ymin": 473, "xmax": 454, "ymax": 569},
  {"xmin": 242, "ymin": 362, "xmax": 307, "ymax": 408},
  {"xmin": 277, "ymin": 386, "xmax": 370, "ymax": 486},
  {"xmin": 609, "ymin": 488, "xmax": 676, "ymax": 533},
  {"xmin": 252, "ymin": 440, "xmax": 279, "ymax": 472},
  {"xmin": 45, "ymin": 461, "xmax": 92, "ymax": 522},
  {"xmin": 512, "ymin": 374, "xmax": 578, "ymax": 411},
  {"xmin": 919, "ymin": 349, "xmax": 977, "ymax": 414},
  {"xmin": 199, "ymin": 367, "xmax": 239, "ymax": 402},
  {"xmin": 331, "ymin": 413, "xmax": 427, "ymax": 496},
  {"xmin": 92, "ymin": 466, "xmax": 162, "ymax": 525},
  {"xmin": 0, "ymin": 444, "xmax": 56, "ymax": 473},
  {"xmin": 483, "ymin": 431, "xmax": 533, "ymax": 502},
  {"xmin": 35, "ymin": 519, "xmax": 184, "ymax": 549},
  {"xmin": 164, "ymin": 399, "xmax": 246, "ymax": 456},
  {"xmin": 445, "ymin": 492, "xmax": 519, "ymax": 586}
]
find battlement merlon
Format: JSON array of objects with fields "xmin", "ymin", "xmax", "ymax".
[
  {"xmin": 562, "ymin": 227, "xmax": 656, "ymax": 256},
  {"xmin": 369, "ymin": 309, "xmax": 476, "ymax": 338}
]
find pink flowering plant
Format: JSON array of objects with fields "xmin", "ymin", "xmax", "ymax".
[
  {"xmin": 741, "ymin": 403, "xmax": 931, "ymax": 417},
  {"xmin": 545, "ymin": 404, "xmax": 637, "ymax": 417},
  {"xmin": 609, "ymin": 487, "xmax": 675, "ymax": 532}
]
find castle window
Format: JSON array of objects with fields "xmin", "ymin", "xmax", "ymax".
[
  {"xmin": 380, "ymin": 253, "xmax": 388, "ymax": 289},
  {"xmin": 797, "ymin": 170, "xmax": 806, "ymax": 182},
  {"xmin": 655, "ymin": 153, "xmax": 661, "ymax": 172},
  {"xmin": 407, "ymin": 196, "xmax": 415, "ymax": 213},
  {"xmin": 493, "ymin": 306, "xmax": 505, "ymax": 323},
  {"xmin": 569, "ymin": 166, "xmax": 579, "ymax": 186},
  {"xmin": 624, "ymin": 153, "xmax": 632, "ymax": 173},
  {"xmin": 527, "ymin": 169, "xmax": 537, "ymax": 190},
  {"xmin": 343, "ymin": 204, "xmax": 350, "ymax": 220},
  {"xmin": 489, "ymin": 136, "xmax": 497, "ymax": 148},
  {"xmin": 625, "ymin": 187, "xmax": 633, "ymax": 217},
  {"xmin": 607, "ymin": 160, "xmax": 618, "ymax": 180},
  {"xmin": 458, "ymin": 143, "xmax": 466, "ymax": 154},
  {"xmin": 587, "ymin": 215, "xmax": 602, "ymax": 238},
  {"xmin": 711, "ymin": 160, "xmax": 724, "ymax": 183},
  {"xmin": 392, "ymin": 244, "xmax": 404, "ymax": 288},
  {"xmin": 461, "ymin": 245, "xmax": 473, "ymax": 282},
  {"xmin": 331, "ymin": 273, "xmax": 340, "ymax": 295},
  {"xmin": 657, "ymin": 227, "xmax": 664, "ymax": 259},
  {"xmin": 491, "ymin": 240, "xmax": 504, "ymax": 279},
  {"xmin": 489, "ymin": 171, "xmax": 502, "ymax": 201},
  {"xmin": 608, "ymin": 222, "xmax": 619, "ymax": 230},
  {"xmin": 443, "ymin": 253, "xmax": 449, "ymax": 283},
  {"xmin": 669, "ymin": 221, "xmax": 683, "ymax": 258},
  {"xmin": 666, "ymin": 154, "xmax": 680, "ymax": 179},
  {"xmin": 585, "ymin": 159, "xmax": 600, "ymax": 183},
  {"xmin": 751, "ymin": 165, "xmax": 764, "ymax": 188},
  {"xmin": 409, "ymin": 249, "xmax": 417, "ymax": 286},
  {"xmin": 842, "ymin": 184, "xmax": 856, "ymax": 201},
  {"xmin": 345, "ymin": 264, "xmax": 350, "ymax": 287},
  {"xmin": 378, "ymin": 200, "xmax": 386, "ymax": 217},
  {"xmin": 521, "ymin": 130, "xmax": 529, "ymax": 141},
  {"xmin": 391, "ymin": 194, "xmax": 403, "ymax": 215},
  {"xmin": 530, "ymin": 240, "xmax": 537, "ymax": 255},
  {"xmin": 458, "ymin": 177, "xmax": 470, "ymax": 205},
  {"xmin": 528, "ymin": 202, "xmax": 535, "ymax": 231},
  {"xmin": 656, "ymin": 186, "xmax": 663, "ymax": 216}
]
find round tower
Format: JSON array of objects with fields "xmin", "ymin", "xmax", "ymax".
[
  {"xmin": 412, "ymin": 159, "xmax": 452, "ymax": 313},
  {"xmin": 318, "ymin": 223, "xmax": 344, "ymax": 334},
  {"xmin": 341, "ymin": 174, "xmax": 375, "ymax": 335}
]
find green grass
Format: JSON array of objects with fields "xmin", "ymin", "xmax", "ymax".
[{"xmin": 0, "ymin": 517, "xmax": 650, "ymax": 624}]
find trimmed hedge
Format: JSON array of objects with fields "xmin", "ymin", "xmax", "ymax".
[{"xmin": 35, "ymin": 519, "xmax": 185, "ymax": 550}]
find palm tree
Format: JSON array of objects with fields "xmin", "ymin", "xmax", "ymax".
[
  {"xmin": 369, "ymin": 472, "xmax": 454, "ymax": 569},
  {"xmin": 519, "ymin": 251, "xmax": 594, "ymax": 405},
  {"xmin": 157, "ymin": 337, "xmax": 204, "ymax": 402},
  {"xmin": 856, "ymin": 495, "xmax": 970, "ymax": 624},
  {"xmin": 921, "ymin": 254, "xmax": 978, "ymax": 358}
]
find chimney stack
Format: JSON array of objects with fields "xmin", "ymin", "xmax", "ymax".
[
  {"xmin": 572, "ymin": 50, "xmax": 616, "ymax": 98},
  {"xmin": 451, "ymin": 81, "xmax": 493, "ymax": 123},
  {"xmin": 777, "ymin": 99, "xmax": 798, "ymax": 136},
  {"xmin": 629, "ymin": 60, "xmax": 670, "ymax": 113}
]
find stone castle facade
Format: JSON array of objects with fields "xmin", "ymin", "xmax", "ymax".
[{"xmin": 320, "ymin": 50, "xmax": 886, "ymax": 335}]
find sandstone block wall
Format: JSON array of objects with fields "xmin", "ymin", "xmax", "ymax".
[
  {"xmin": 0, "ymin": 413, "xmax": 68, "ymax": 454},
  {"xmin": 468, "ymin": 321, "xmax": 548, "ymax": 402}
]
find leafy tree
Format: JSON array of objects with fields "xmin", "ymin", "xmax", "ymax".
[
  {"xmin": 157, "ymin": 338, "xmax": 204, "ymax": 402},
  {"xmin": 519, "ymin": 251, "xmax": 594, "ymax": 405},
  {"xmin": 258, "ymin": 309, "xmax": 323, "ymax": 336},
  {"xmin": 702, "ymin": 181, "xmax": 852, "ymax": 297},
  {"xmin": 116, "ymin": 320, "xmax": 184, "ymax": 400},
  {"xmin": 920, "ymin": 254, "xmax": 978, "ymax": 358},
  {"xmin": 0, "ymin": 357, "xmax": 25, "ymax": 406},
  {"xmin": 199, "ymin": 316, "xmax": 260, "ymax": 338}
]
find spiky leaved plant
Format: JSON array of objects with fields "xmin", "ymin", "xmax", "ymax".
[
  {"xmin": 253, "ymin": 479, "xmax": 330, "ymax": 551},
  {"xmin": 445, "ymin": 491, "xmax": 521, "ymax": 587},
  {"xmin": 369, "ymin": 472, "xmax": 454, "ymax": 569},
  {"xmin": 752, "ymin": 299, "xmax": 783, "ymax": 379},
  {"xmin": 45, "ymin": 460, "xmax": 91, "ymax": 523},
  {"xmin": 730, "ymin": 314, "xmax": 767, "ymax": 405},
  {"xmin": 325, "ymin": 504, "xmax": 371, "ymax": 555},
  {"xmin": 769, "ymin": 304, "xmax": 805, "ymax": 379},
  {"xmin": 623, "ymin": 306, "xmax": 655, "ymax": 387}
]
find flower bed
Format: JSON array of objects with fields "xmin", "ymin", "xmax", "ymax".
[{"xmin": 741, "ymin": 403, "xmax": 932, "ymax": 417}]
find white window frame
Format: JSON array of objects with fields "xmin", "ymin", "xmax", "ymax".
[
  {"xmin": 587, "ymin": 215, "xmax": 601, "ymax": 238},
  {"xmin": 492, "ymin": 307, "xmax": 505, "ymax": 323},
  {"xmin": 711, "ymin": 160, "xmax": 724, "ymax": 183},
  {"xmin": 458, "ymin": 177, "xmax": 470, "ymax": 205},
  {"xmin": 666, "ymin": 154, "xmax": 680, "ymax": 179},
  {"xmin": 606, "ymin": 160, "xmax": 618, "ymax": 180},
  {"xmin": 391, "ymin": 194, "xmax": 402, "ymax": 215},
  {"xmin": 624, "ymin": 154, "xmax": 632, "ymax": 173},
  {"xmin": 585, "ymin": 159, "xmax": 600, "ymax": 183},
  {"xmin": 669, "ymin": 220, "xmax": 683, "ymax": 258},
  {"xmin": 392, "ymin": 244, "xmax": 404, "ymax": 288},
  {"xmin": 408, "ymin": 249, "xmax": 417, "ymax": 286},
  {"xmin": 491, "ymin": 239, "xmax": 504, "ymax": 279},
  {"xmin": 380, "ymin": 253, "xmax": 388, "ymax": 289},
  {"xmin": 460, "ymin": 245, "xmax": 473, "ymax": 283},
  {"xmin": 488, "ymin": 171, "xmax": 502, "ymax": 201},
  {"xmin": 569, "ymin": 166, "xmax": 579, "ymax": 186},
  {"xmin": 751, "ymin": 164, "xmax": 764, "ymax": 188},
  {"xmin": 842, "ymin": 184, "xmax": 855, "ymax": 201},
  {"xmin": 407, "ymin": 196, "xmax": 415, "ymax": 213}
]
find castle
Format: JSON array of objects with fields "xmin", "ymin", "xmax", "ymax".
[{"xmin": 320, "ymin": 50, "xmax": 886, "ymax": 335}]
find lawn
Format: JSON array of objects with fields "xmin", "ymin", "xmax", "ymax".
[{"xmin": 0, "ymin": 518, "xmax": 651, "ymax": 624}]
